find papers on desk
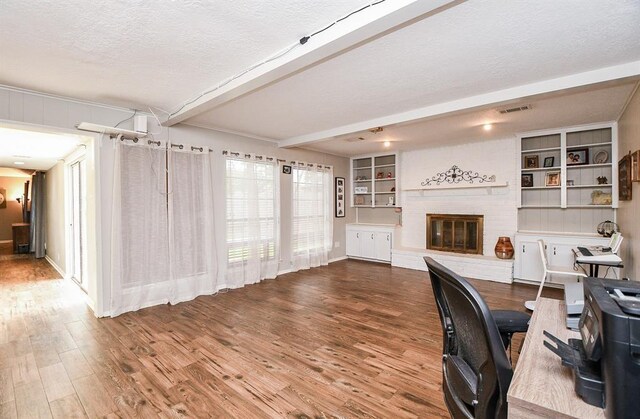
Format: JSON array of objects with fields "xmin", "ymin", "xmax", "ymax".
[{"xmin": 574, "ymin": 247, "xmax": 622, "ymax": 263}]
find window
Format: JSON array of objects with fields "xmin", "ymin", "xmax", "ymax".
[
  {"xmin": 225, "ymin": 158, "xmax": 278, "ymax": 265},
  {"xmin": 291, "ymin": 165, "xmax": 333, "ymax": 267}
]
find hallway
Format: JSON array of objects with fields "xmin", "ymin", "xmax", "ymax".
[{"xmin": 0, "ymin": 255, "xmax": 92, "ymax": 418}]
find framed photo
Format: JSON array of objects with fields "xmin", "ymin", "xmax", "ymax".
[
  {"xmin": 631, "ymin": 150, "xmax": 640, "ymax": 182},
  {"xmin": 566, "ymin": 148, "xmax": 589, "ymax": 165},
  {"xmin": 354, "ymin": 195, "xmax": 365, "ymax": 206},
  {"xmin": 0, "ymin": 188, "xmax": 6, "ymax": 209},
  {"xmin": 545, "ymin": 171, "xmax": 560, "ymax": 187},
  {"xmin": 543, "ymin": 156, "xmax": 554, "ymax": 168},
  {"xmin": 524, "ymin": 155, "xmax": 539, "ymax": 169},
  {"xmin": 282, "ymin": 165, "xmax": 292, "ymax": 174},
  {"xmin": 619, "ymin": 153, "xmax": 632, "ymax": 200},
  {"xmin": 334, "ymin": 177, "xmax": 345, "ymax": 218},
  {"xmin": 521, "ymin": 173, "xmax": 534, "ymax": 188}
]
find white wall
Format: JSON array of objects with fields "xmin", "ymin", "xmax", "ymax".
[
  {"xmin": 0, "ymin": 174, "xmax": 29, "ymax": 241},
  {"xmin": 44, "ymin": 161, "xmax": 65, "ymax": 273},
  {"xmin": 397, "ymin": 137, "xmax": 518, "ymax": 255},
  {"xmin": 0, "ymin": 86, "xmax": 355, "ymax": 316},
  {"xmin": 618, "ymin": 84, "xmax": 640, "ymax": 280}
]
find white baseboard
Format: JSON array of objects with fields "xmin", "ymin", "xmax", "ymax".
[
  {"xmin": 329, "ymin": 255, "xmax": 348, "ymax": 263},
  {"xmin": 45, "ymin": 255, "xmax": 67, "ymax": 279}
]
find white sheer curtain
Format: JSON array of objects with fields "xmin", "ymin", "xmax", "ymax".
[
  {"xmin": 110, "ymin": 140, "xmax": 219, "ymax": 317},
  {"xmin": 291, "ymin": 163, "xmax": 333, "ymax": 271},
  {"xmin": 168, "ymin": 145, "xmax": 219, "ymax": 303},
  {"xmin": 224, "ymin": 155, "xmax": 279, "ymax": 288},
  {"xmin": 110, "ymin": 139, "xmax": 170, "ymax": 316}
]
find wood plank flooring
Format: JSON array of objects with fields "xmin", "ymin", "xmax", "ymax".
[{"xmin": 0, "ymin": 257, "xmax": 560, "ymax": 418}]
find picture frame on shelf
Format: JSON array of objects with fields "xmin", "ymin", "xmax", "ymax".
[
  {"xmin": 567, "ymin": 180, "xmax": 575, "ymax": 186},
  {"xmin": 354, "ymin": 195, "xmax": 365, "ymax": 206},
  {"xmin": 521, "ymin": 173, "xmax": 534, "ymax": 188},
  {"xmin": 631, "ymin": 150, "xmax": 640, "ymax": 182},
  {"xmin": 334, "ymin": 177, "xmax": 345, "ymax": 218},
  {"xmin": 619, "ymin": 153, "xmax": 632, "ymax": 200},
  {"xmin": 567, "ymin": 148, "xmax": 589, "ymax": 165},
  {"xmin": 543, "ymin": 156, "xmax": 555, "ymax": 167},
  {"xmin": 524, "ymin": 155, "xmax": 539, "ymax": 169},
  {"xmin": 545, "ymin": 171, "xmax": 560, "ymax": 187}
]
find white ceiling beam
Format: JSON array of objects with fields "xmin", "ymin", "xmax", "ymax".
[
  {"xmin": 164, "ymin": 0, "xmax": 460, "ymax": 126},
  {"xmin": 279, "ymin": 60, "xmax": 640, "ymax": 148}
]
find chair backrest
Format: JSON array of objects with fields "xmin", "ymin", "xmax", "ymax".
[
  {"xmin": 537, "ymin": 239, "xmax": 548, "ymax": 276},
  {"xmin": 425, "ymin": 257, "xmax": 512, "ymax": 419}
]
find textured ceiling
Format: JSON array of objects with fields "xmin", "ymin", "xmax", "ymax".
[
  {"xmin": 0, "ymin": 0, "xmax": 369, "ymax": 110},
  {"xmin": 302, "ymin": 81, "xmax": 638, "ymax": 156},
  {"xmin": 0, "ymin": 0, "xmax": 638, "ymax": 149},
  {"xmin": 187, "ymin": 0, "xmax": 640, "ymax": 140}
]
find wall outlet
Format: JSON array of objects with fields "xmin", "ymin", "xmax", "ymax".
[{"xmin": 334, "ymin": 241, "xmax": 340, "ymax": 248}]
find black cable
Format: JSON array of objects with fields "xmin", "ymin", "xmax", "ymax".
[
  {"xmin": 169, "ymin": 0, "xmax": 387, "ymax": 117},
  {"xmin": 301, "ymin": 0, "xmax": 386, "ymax": 44},
  {"xmin": 114, "ymin": 109, "xmax": 137, "ymax": 128}
]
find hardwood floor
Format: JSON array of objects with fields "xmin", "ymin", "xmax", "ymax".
[{"xmin": 0, "ymin": 257, "xmax": 561, "ymax": 418}]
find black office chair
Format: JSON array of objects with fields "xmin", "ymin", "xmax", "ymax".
[{"xmin": 425, "ymin": 257, "xmax": 524, "ymax": 419}]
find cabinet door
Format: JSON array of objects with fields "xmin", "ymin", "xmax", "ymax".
[
  {"xmin": 548, "ymin": 243, "xmax": 581, "ymax": 283},
  {"xmin": 361, "ymin": 231, "xmax": 376, "ymax": 259},
  {"xmin": 374, "ymin": 232, "xmax": 391, "ymax": 262},
  {"xmin": 346, "ymin": 230, "xmax": 361, "ymax": 257},
  {"xmin": 517, "ymin": 241, "xmax": 545, "ymax": 282}
]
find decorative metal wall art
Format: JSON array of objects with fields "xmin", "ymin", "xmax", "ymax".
[{"xmin": 421, "ymin": 165, "xmax": 496, "ymax": 186}]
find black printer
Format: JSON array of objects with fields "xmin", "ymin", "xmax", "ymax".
[{"xmin": 544, "ymin": 277, "xmax": 640, "ymax": 419}]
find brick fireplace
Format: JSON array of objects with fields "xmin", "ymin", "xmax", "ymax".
[{"xmin": 426, "ymin": 214, "xmax": 484, "ymax": 255}]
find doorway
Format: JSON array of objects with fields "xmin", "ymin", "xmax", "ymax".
[{"xmin": 69, "ymin": 157, "xmax": 88, "ymax": 290}]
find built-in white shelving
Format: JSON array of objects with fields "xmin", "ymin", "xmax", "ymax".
[
  {"xmin": 517, "ymin": 122, "xmax": 617, "ymax": 234},
  {"xmin": 350, "ymin": 153, "xmax": 399, "ymax": 208}
]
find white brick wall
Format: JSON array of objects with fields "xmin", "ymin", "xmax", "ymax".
[{"xmin": 398, "ymin": 137, "xmax": 519, "ymax": 256}]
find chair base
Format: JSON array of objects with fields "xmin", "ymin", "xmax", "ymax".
[{"xmin": 524, "ymin": 300, "xmax": 536, "ymax": 311}]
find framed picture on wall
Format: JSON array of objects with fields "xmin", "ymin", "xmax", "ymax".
[
  {"xmin": 335, "ymin": 177, "xmax": 345, "ymax": 218},
  {"xmin": 619, "ymin": 153, "xmax": 632, "ymax": 200},
  {"xmin": 0, "ymin": 188, "xmax": 6, "ymax": 209},
  {"xmin": 631, "ymin": 150, "xmax": 640, "ymax": 182}
]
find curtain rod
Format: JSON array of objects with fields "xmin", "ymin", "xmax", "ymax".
[{"xmin": 222, "ymin": 150, "xmax": 332, "ymax": 169}]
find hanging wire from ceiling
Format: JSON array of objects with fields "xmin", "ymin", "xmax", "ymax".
[{"xmin": 167, "ymin": 0, "xmax": 387, "ymax": 119}]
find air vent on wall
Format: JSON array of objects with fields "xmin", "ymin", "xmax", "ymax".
[{"xmin": 497, "ymin": 104, "xmax": 532, "ymax": 114}]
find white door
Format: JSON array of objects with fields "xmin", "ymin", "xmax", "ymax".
[
  {"xmin": 346, "ymin": 230, "xmax": 361, "ymax": 257},
  {"xmin": 70, "ymin": 159, "xmax": 88, "ymax": 290},
  {"xmin": 517, "ymin": 240, "xmax": 545, "ymax": 282},
  {"xmin": 361, "ymin": 231, "xmax": 376, "ymax": 259},
  {"xmin": 374, "ymin": 232, "xmax": 391, "ymax": 262}
]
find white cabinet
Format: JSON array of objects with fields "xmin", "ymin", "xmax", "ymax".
[
  {"xmin": 374, "ymin": 232, "xmax": 391, "ymax": 261},
  {"xmin": 514, "ymin": 232, "xmax": 613, "ymax": 283},
  {"xmin": 346, "ymin": 224, "xmax": 394, "ymax": 263}
]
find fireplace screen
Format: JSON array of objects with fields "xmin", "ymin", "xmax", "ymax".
[{"xmin": 426, "ymin": 214, "xmax": 484, "ymax": 255}]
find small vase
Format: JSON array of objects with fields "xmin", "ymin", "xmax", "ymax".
[{"xmin": 495, "ymin": 237, "xmax": 514, "ymax": 259}]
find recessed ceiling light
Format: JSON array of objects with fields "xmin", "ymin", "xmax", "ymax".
[
  {"xmin": 14, "ymin": 161, "xmax": 25, "ymax": 165},
  {"xmin": 483, "ymin": 123, "xmax": 493, "ymax": 131},
  {"xmin": 383, "ymin": 141, "xmax": 391, "ymax": 148}
]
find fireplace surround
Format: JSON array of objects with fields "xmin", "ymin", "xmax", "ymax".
[{"xmin": 426, "ymin": 214, "xmax": 484, "ymax": 255}]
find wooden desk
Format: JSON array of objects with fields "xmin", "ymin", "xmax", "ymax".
[
  {"xmin": 507, "ymin": 298, "xmax": 605, "ymax": 418},
  {"xmin": 11, "ymin": 223, "xmax": 30, "ymax": 253}
]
